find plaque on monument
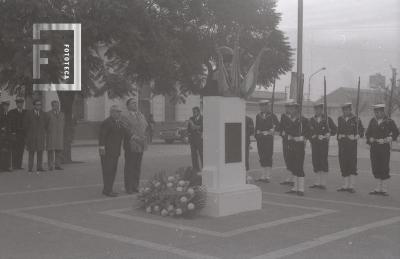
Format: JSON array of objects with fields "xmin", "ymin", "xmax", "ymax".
[{"xmin": 225, "ymin": 122, "xmax": 242, "ymax": 163}]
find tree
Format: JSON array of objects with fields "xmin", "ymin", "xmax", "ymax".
[
  {"xmin": 0, "ymin": 0, "xmax": 292, "ymax": 161},
  {"xmin": 0, "ymin": 0, "xmax": 138, "ymax": 162}
]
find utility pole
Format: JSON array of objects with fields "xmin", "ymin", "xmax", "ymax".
[
  {"xmin": 297, "ymin": 0, "xmax": 303, "ymax": 104},
  {"xmin": 388, "ymin": 67, "xmax": 397, "ymax": 118}
]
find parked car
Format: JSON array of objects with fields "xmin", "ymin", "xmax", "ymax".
[{"xmin": 159, "ymin": 126, "xmax": 188, "ymax": 144}]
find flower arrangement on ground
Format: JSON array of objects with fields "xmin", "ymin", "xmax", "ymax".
[{"xmin": 138, "ymin": 167, "xmax": 206, "ymax": 218}]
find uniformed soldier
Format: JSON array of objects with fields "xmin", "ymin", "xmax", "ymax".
[
  {"xmin": 255, "ymin": 100, "xmax": 279, "ymax": 183},
  {"xmin": 285, "ymin": 103, "xmax": 311, "ymax": 196},
  {"xmin": 0, "ymin": 101, "xmax": 12, "ymax": 172},
  {"xmin": 279, "ymin": 101, "xmax": 295, "ymax": 186},
  {"xmin": 309, "ymin": 103, "xmax": 337, "ymax": 190},
  {"xmin": 337, "ymin": 102, "xmax": 364, "ymax": 193},
  {"xmin": 187, "ymin": 106, "xmax": 203, "ymax": 172},
  {"xmin": 245, "ymin": 115, "xmax": 255, "ymax": 171},
  {"xmin": 366, "ymin": 104, "xmax": 399, "ymax": 196}
]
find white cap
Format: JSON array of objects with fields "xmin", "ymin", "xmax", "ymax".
[
  {"xmin": 110, "ymin": 105, "xmax": 122, "ymax": 112},
  {"xmin": 372, "ymin": 104, "xmax": 385, "ymax": 110}
]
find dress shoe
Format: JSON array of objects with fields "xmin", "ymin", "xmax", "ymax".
[
  {"xmin": 37, "ymin": 168, "xmax": 46, "ymax": 172},
  {"xmin": 380, "ymin": 191, "xmax": 389, "ymax": 196},
  {"xmin": 297, "ymin": 191, "xmax": 305, "ymax": 196},
  {"xmin": 309, "ymin": 184, "xmax": 319, "ymax": 189},
  {"xmin": 55, "ymin": 167, "xmax": 63, "ymax": 170},
  {"xmin": 369, "ymin": 190, "xmax": 380, "ymax": 195},
  {"xmin": 347, "ymin": 188, "xmax": 356, "ymax": 193},
  {"xmin": 285, "ymin": 189, "xmax": 297, "ymax": 194},
  {"xmin": 48, "ymin": 167, "xmax": 54, "ymax": 171},
  {"xmin": 318, "ymin": 185, "xmax": 327, "ymax": 190},
  {"xmin": 102, "ymin": 191, "xmax": 119, "ymax": 197},
  {"xmin": 337, "ymin": 187, "xmax": 348, "ymax": 192}
]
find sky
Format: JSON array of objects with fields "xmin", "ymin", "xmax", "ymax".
[{"xmin": 274, "ymin": 0, "xmax": 400, "ymax": 101}]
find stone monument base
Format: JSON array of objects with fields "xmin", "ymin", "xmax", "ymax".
[{"xmin": 200, "ymin": 184, "xmax": 262, "ymax": 217}]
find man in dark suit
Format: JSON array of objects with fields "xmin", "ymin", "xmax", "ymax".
[
  {"xmin": 24, "ymin": 99, "xmax": 48, "ymax": 172},
  {"xmin": 0, "ymin": 101, "xmax": 12, "ymax": 172},
  {"xmin": 187, "ymin": 106, "xmax": 203, "ymax": 172},
  {"xmin": 8, "ymin": 97, "xmax": 27, "ymax": 170},
  {"xmin": 99, "ymin": 105, "xmax": 124, "ymax": 197}
]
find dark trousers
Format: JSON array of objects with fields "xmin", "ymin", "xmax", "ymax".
[
  {"xmin": 47, "ymin": 150, "xmax": 62, "ymax": 169},
  {"xmin": 28, "ymin": 151, "xmax": 43, "ymax": 171},
  {"xmin": 245, "ymin": 141, "xmax": 250, "ymax": 171},
  {"xmin": 370, "ymin": 143, "xmax": 391, "ymax": 180},
  {"xmin": 287, "ymin": 141, "xmax": 305, "ymax": 177},
  {"xmin": 311, "ymin": 140, "xmax": 329, "ymax": 172},
  {"xmin": 282, "ymin": 138, "xmax": 289, "ymax": 170},
  {"xmin": 338, "ymin": 140, "xmax": 358, "ymax": 177},
  {"xmin": 12, "ymin": 137, "xmax": 25, "ymax": 169},
  {"xmin": 124, "ymin": 150, "xmax": 143, "ymax": 192},
  {"xmin": 256, "ymin": 135, "xmax": 274, "ymax": 167},
  {"xmin": 0, "ymin": 150, "xmax": 11, "ymax": 170},
  {"xmin": 101, "ymin": 154, "xmax": 119, "ymax": 193},
  {"xmin": 190, "ymin": 139, "xmax": 203, "ymax": 171}
]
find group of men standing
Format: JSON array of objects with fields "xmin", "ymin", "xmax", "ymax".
[
  {"xmin": 98, "ymin": 98, "xmax": 148, "ymax": 197},
  {"xmin": 250, "ymin": 100, "xmax": 399, "ymax": 196},
  {"xmin": 0, "ymin": 98, "xmax": 65, "ymax": 173}
]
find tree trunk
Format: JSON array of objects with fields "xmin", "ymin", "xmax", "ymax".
[{"xmin": 57, "ymin": 91, "xmax": 76, "ymax": 163}]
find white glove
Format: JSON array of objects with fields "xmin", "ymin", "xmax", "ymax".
[
  {"xmin": 99, "ymin": 146, "xmax": 105, "ymax": 156},
  {"xmin": 386, "ymin": 137, "xmax": 393, "ymax": 143}
]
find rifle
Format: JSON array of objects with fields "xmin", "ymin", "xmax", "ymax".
[
  {"xmin": 388, "ymin": 68, "xmax": 397, "ymax": 118},
  {"xmin": 271, "ymin": 78, "xmax": 276, "ymax": 114},
  {"xmin": 355, "ymin": 77, "xmax": 361, "ymax": 136},
  {"xmin": 324, "ymin": 76, "xmax": 328, "ymax": 129}
]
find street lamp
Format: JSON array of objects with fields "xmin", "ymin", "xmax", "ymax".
[{"xmin": 308, "ymin": 67, "xmax": 326, "ymax": 101}]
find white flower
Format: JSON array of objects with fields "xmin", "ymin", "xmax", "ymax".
[
  {"xmin": 180, "ymin": 196, "xmax": 188, "ymax": 203},
  {"xmin": 153, "ymin": 205, "xmax": 160, "ymax": 212},
  {"xmin": 146, "ymin": 207, "xmax": 152, "ymax": 213},
  {"xmin": 176, "ymin": 208, "xmax": 183, "ymax": 215},
  {"xmin": 161, "ymin": 209, "xmax": 168, "ymax": 216},
  {"xmin": 144, "ymin": 187, "xmax": 150, "ymax": 192},
  {"xmin": 187, "ymin": 203, "xmax": 195, "ymax": 210},
  {"xmin": 178, "ymin": 180, "xmax": 186, "ymax": 186},
  {"xmin": 167, "ymin": 182, "xmax": 173, "ymax": 188},
  {"xmin": 176, "ymin": 187, "xmax": 183, "ymax": 192},
  {"xmin": 154, "ymin": 182, "xmax": 161, "ymax": 187},
  {"xmin": 167, "ymin": 205, "xmax": 174, "ymax": 211},
  {"xmin": 167, "ymin": 176, "xmax": 175, "ymax": 182},
  {"xmin": 187, "ymin": 188, "xmax": 195, "ymax": 195}
]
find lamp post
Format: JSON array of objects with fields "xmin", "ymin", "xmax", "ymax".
[{"xmin": 308, "ymin": 67, "xmax": 326, "ymax": 101}]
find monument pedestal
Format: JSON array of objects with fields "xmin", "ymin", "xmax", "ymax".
[{"xmin": 201, "ymin": 97, "xmax": 262, "ymax": 217}]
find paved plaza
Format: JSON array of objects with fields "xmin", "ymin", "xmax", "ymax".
[{"xmin": 1, "ymin": 142, "xmax": 399, "ymax": 259}]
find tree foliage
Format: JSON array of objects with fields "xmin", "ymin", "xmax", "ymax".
[{"xmin": 0, "ymin": 0, "xmax": 292, "ymax": 98}]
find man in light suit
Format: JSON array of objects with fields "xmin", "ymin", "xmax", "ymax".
[
  {"xmin": 46, "ymin": 100, "xmax": 65, "ymax": 170},
  {"xmin": 121, "ymin": 98, "xmax": 148, "ymax": 194}
]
